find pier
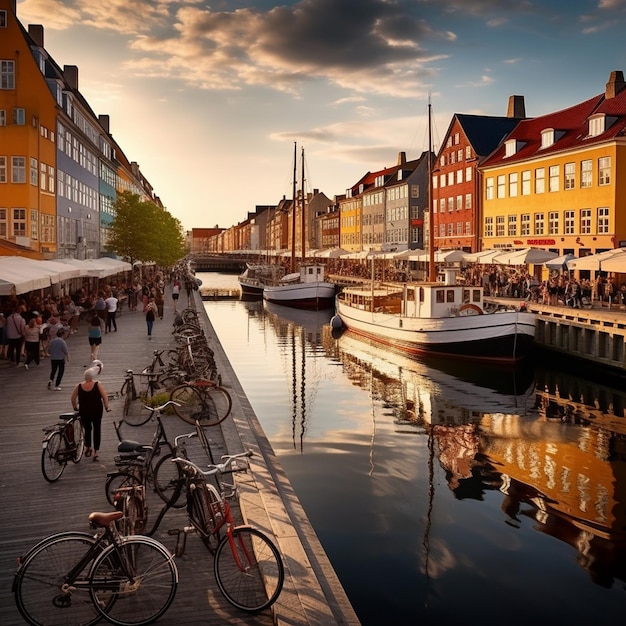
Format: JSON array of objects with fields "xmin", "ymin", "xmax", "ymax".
[{"xmin": 0, "ymin": 288, "xmax": 360, "ymax": 626}]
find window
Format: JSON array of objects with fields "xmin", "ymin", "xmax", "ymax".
[
  {"xmin": 535, "ymin": 168, "xmax": 545, "ymax": 193},
  {"xmin": 589, "ymin": 115, "xmax": 605, "ymax": 137},
  {"xmin": 548, "ymin": 211, "xmax": 559, "ymax": 235},
  {"xmin": 564, "ymin": 162, "xmax": 575, "ymax": 190},
  {"xmin": 439, "ymin": 199, "xmax": 445, "ymax": 213},
  {"xmin": 599, "ymin": 157, "xmax": 611, "ymax": 185},
  {"xmin": 465, "ymin": 221, "xmax": 471, "ymax": 235},
  {"xmin": 0, "ymin": 109, "xmax": 5, "ymax": 126},
  {"xmin": 549, "ymin": 165, "xmax": 559, "ymax": 192},
  {"xmin": 450, "ymin": 151, "xmax": 456, "ymax": 164},
  {"xmin": 454, "ymin": 133, "xmax": 460, "ymax": 145},
  {"xmin": 521, "ymin": 213, "xmax": 530, "ymax": 236},
  {"xmin": 30, "ymin": 209, "xmax": 38, "ymax": 240},
  {"xmin": 447, "ymin": 197, "xmax": 454, "ymax": 212},
  {"xmin": 465, "ymin": 167, "xmax": 472, "ymax": 181},
  {"xmin": 11, "ymin": 156, "xmax": 25, "ymax": 183},
  {"xmin": 12, "ymin": 208, "xmax": 26, "ymax": 237},
  {"xmin": 486, "ymin": 177, "xmax": 494, "ymax": 200},
  {"xmin": 507, "ymin": 215, "xmax": 517, "ymax": 236},
  {"xmin": 521, "ymin": 170, "xmax": 531, "ymax": 195},
  {"xmin": 580, "ymin": 208, "xmax": 591, "ymax": 234},
  {"xmin": 534, "ymin": 212, "xmax": 545, "ymax": 235},
  {"xmin": 509, "ymin": 172, "xmax": 518, "ymax": 197},
  {"xmin": 0, "ymin": 10, "xmax": 7, "ymax": 27},
  {"xmin": 48, "ymin": 166, "xmax": 55, "ymax": 193},
  {"xmin": 497, "ymin": 175, "xmax": 506, "ymax": 198},
  {"xmin": 496, "ymin": 216, "xmax": 505, "ymax": 237},
  {"xmin": 457, "ymin": 149, "xmax": 463, "ymax": 162},
  {"xmin": 40, "ymin": 163, "xmax": 46, "ymax": 190},
  {"xmin": 447, "ymin": 172, "xmax": 454, "ymax": 186},
  {"xmin": 0, "ymin": 156, "xmax": 6, "ymax": 183},
  {"xmin": 41, "ymin": 214, "xmax": 55, "ymax": 243},
  {"xmin": 456, "ymin": 169, "xmax": 463, "ymax": 184},
  {"xmin": 465, "ymin": 146, "xmax": 472, "ymax": 159},
  {"xmin": 13, "ymin": 108, "xmax": 25, "ymax": 125},
  {"xmin": 439, "ymin": 224, "xmax": 446, "ymax": 237},
  {"xmin": 464, "ymin": 194, "xmax": 472, "ymax": 210},
  {"xmin": 30, "ymin": 157, "xmax": 38, "ymax": 186},
  {"xmin": 485, "ymin": 216, "xmax": 493, "ymax": 238},
  {"xmin": 447, "ymin": 223, "xmax": 454, "ymax": 236},
  {"xmin": 597, "ymin": 207, "xmax": 609, "ymax": 234},
  {"xmin": 439, "ymin": 174, "xmax": 446, "ymax": 188},
  {"xmin": 564, "ymin": 210, "xmax": 575, "ymax": 234},
  {"xmin": 456, "ymin": 195, "xmax": 463, "ymax": 211},
  {"xmin": 456, "ymin": 222, "xmax": 463, "ymax": 236},
  {"xmin": 1, "ymin": 60, "xmax": 15, "ymax": 89},
  {"xmin": 580, "ymin": 160, "xmax": 592, "ymax": 188}
]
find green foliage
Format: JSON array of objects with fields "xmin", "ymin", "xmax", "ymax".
[{"xmin": 106, "ymin": 191, "xmax": 185, "ymax": 266}]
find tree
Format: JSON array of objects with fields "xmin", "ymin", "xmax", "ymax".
[{"xmin": 106, "ymin": 191, "xmax": 185, "ymax": 267}]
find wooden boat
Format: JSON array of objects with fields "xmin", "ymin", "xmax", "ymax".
[
  {"xmin": 238, "ymin": 263, "xmax": 276, "ymax": 299},
  {"xmin": 334, "ymin": 269, "xmax": 536, "ymax": 365},
  {"xmin": 262, "ymin": 144, "xmax": 335, "ymax": 310}
]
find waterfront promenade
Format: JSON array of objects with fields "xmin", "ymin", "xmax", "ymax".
[{"xmin": 0, "ymin": 289, "xmax": 360, "ymax": 625}]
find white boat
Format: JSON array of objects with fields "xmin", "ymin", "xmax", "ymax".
[
  {"xmin": 263, "ymin": 264, "xmax": 336, "ymax": 310},
  {"xmin": 334, "ymin": 268, "xmax": 536, "ymax": 365},
  {"xmin": 238, "ymin": 263, "xmax": 277, "ymax": 299},
  {"xmin": 262, "ymin": 144, "xmax": 335, "ymax": 310}
]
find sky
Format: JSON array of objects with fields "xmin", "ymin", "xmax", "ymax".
[{"xmin": 14, "ymin": 0, "xmax": 626, "ymax": 232}]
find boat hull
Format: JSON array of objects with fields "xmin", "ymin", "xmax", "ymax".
[
  {"xmin": 263, "ymin": 281, "xmax": 336, "ymax": 310},
  {"xmin": 238, "ymin": 278, "xmax": 264, "ymax": 300},
  {"xmin": 335, "ymin": 297, "xmax": 535, "ymax": 364}
]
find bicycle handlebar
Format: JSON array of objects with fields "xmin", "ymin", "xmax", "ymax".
[
  {"xmin": 171, "ymin": 450, "xmax": 253, "ymax": 476},
  {"xmin": 142, "ymin": 400, "xmax": 181, "ymax": 413}
]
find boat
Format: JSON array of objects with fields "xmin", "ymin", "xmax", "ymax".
[
  {"xmin": 262, "ymin": 144, "xmax": 336, "ymax": 310},
  {"xmin": 333, "ymin": 100, "xmax": 536, "ymax": 365},
  {"xmin": 238, "ymin": 262, "xmax": 277, "ymax": 300}
]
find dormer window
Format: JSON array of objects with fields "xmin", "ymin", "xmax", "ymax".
[
  {"xmin": 589, "ymin": 114, "xmax": 605, "ymax": 137},
  {"xmin": 358, "ymin": 184, "xmax": 364, "ymax": 194},
  {"xmin": 505, "ymin": 139, "xmax": 525, "ymax": 157},
  {"xmin": 346, "ymin": 189, "xmax": 352, "ymax": 198},
  {"xmin": 374, "ymin": 174, "xmax": 385, "ymax": 187},
  {"xmin": 540, "ymin": 128, "xmax": 565, "ymax": 149}
]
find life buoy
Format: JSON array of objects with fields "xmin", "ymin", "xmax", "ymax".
[{"xmin": 459, "ymin": 303, "xmax": 484, "ymax": 315}]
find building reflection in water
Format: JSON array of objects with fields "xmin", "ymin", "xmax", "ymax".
[{"xmin": 331, "ymin": 329, "xmax": 626, "ymax": 590}]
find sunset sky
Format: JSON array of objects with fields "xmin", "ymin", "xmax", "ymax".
[{"xmin": 14, "ymin": 0, "xmax": 626, "ymax": 231}]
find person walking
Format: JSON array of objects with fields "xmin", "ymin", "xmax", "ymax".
[
  {"xmin": 6, "ymin": 306, "xmax": 26, "ymax": 366},
  {"xmin": 71, "ymin": 367, "xmax": 110, "ymax": 462},
  {"xmin": 88, "ymin": 313, "xmax": 104, "ymax": 360},
  {"xmin": 48, "ymin": 328, "xmax": 70, "ymax": 390},
  {"xmin": 145, "ymin": 297, "xmax": 158, "ymax": 340},
  {"xmin": 104, "ymin": 292, "xmax": 118, "ymax": 333},
  {"xmin": 23, "ymin": 317, "xmax": 41, "ymax": 370},
  {"xmin": 171, "ymin": 279, "xmax": 181, "ymax": 313}
]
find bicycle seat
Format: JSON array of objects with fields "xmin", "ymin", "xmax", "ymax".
[
  {"xmin": 89, "ymin": 511, "xmax": 124, "ymax": 528},
  {"xmin": 117, "ymin": 440, "xmax": 151, "ymax": 454},
  {"xmin": 60, "ymin": 412, "xmax": 77, "ymax": 420}
]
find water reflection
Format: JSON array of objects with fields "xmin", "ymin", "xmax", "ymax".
[{"xmin": 332, "ymin": 328, "xmax": 626, "ymax": 589}]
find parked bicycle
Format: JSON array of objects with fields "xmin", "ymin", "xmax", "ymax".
[
  {"xmin": 13, "ymin": 509, "xmax": 178, "ymax": 626},
  {"xmin": 168, "ymin": 440, "xmax": 284, "ymax": 612},
  {"xmin": 105, "ymin": 401, "xmax": 183, "ymax": 509},
  {"xmin": 41, "ymin": 411, "xmax": 85, "ymax": 482},
  {"xmin": 169, "ymin": 378, "xmax": 232, "ymax": 426}
]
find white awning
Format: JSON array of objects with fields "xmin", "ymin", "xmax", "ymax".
[{"xmin": 0, "ymin": 256, "xmax": 53, "ymax": 295}]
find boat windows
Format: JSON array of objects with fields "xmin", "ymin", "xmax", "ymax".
[{"xmin": 447, "ymin": 290, "xmax": 455, "ymax": 303}]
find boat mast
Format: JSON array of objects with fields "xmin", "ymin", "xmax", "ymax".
[
  {"xmin": 428, "ymin": 97, "xmax": 436, "ymax": 282},
  {"xmin": 301, "ymin": 146, "xmax": 306, "ymax": 262},
  {"xmin": 290, "ymin": 141, "xmax": 297, "ymax": 273}
]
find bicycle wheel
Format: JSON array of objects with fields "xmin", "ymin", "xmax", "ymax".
[
  {"xmin": 89, "ymin": 536, "xmax": 178, "ymax": 626},
  {"xmin": 41, "ymin": 432, "xmax": 66, "ymax": 483},
  {"xmin": 152, "ymin": 453, "xmax": 185, "ymax": 508},
  {"xmin": 106, "ymin": 472, "xmax": 142, "ymax": 507},
  {"xmin": 72, "ymin": 419, "xmax": 85, "ymax": 463},
  {"xmin": 214, "ymin": 527, "xmax": 284, "ymax": 612},
  {"xmin": 13, "ymin": 533, "xmax": 105, "ymax": 626},
  {"xmin": 188, "ymin": 482, "xmax": 221, "ymax": 551},
  {"xmin": 123, "ymin": 402, "xmax": 152, "ymax": 427},
  {"xmin": 170, "ymin": 384, "xmax": 232, "ymax": 427}
]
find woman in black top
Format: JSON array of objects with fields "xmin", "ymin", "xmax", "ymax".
[{"xmin": 71, "ymin": 367, "xmax": 110, "ymax": 461}]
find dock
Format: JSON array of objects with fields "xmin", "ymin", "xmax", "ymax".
[{"xmin": 0, "ymin": 289, "xmax": 360, "ymax": 626}]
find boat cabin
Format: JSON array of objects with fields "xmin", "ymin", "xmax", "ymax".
[{"xmin": 280, "ymin": 264, "xmax": 327, "ymax": 285}]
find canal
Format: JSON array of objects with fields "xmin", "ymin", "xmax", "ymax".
[{"xmin": 199, "ymin": 272, "xmax": 626, "ymax": 626}]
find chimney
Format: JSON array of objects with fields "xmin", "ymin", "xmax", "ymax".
[
  {"xmin": 28, "ymin": 25, "xmax": 44, "ymax": 47},
  {"xmin": 507, "ymin": 95, "xmax": 526, "ymax": 119},
  {"xmin": 605, "ymin": 70, "xmax": 626, "ymax": 99},
  {"xmin": 397, "ymin": 151, "xmax": 407, "ymax": 165},
  {"xmin": 99, "ymin": 114, "xmax": 110, "ymax": 134},
  {"xmin": 64, "ymin": 65, "xmax": 78, "ymax": 90}
]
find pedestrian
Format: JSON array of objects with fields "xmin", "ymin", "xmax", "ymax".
[
  {"xmin": 6, "ymin": 306, "xmax": 26, "ymax": 366},
  {"xmin": 0, "ymin": 312, "xmax": 7, "ymax": 359},
  {"xmin": 94, "ymin": 291, "xmax": 107, "ymax": 322},
  {"xmin": 172, "ymin": 279, "xmax": 181, "ymax": 313},
  {"xmin": 71, "ymin": 366, "xmax": 110, "ymax": 462},
  {"xmin": 23, "ymin": 317, "xmax": 41, "ymax": 370},
  {"xmin": 48, "ymin": 328, "xmax": 70, "ymax": 390},
  {"xmin": 155, "ymin": 289, "xmax": 164, "ymax": 320},
  {"xmin": 104, "ymin": 292, "xmax": 118, "ymax": 333},
  {"xmin": 145, "ymin": 297, "xmax": 158, "ymax": 340},
  {"xmin": 88, "ymin": 313, "xmax": 104, "ymax": 360}
]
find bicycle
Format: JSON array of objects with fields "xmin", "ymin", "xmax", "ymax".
[
  {"xmin": 41, "ymin": 411, "xmax": 85, "ymax": 482},
  {"xmin": 168, "ymin": 442, "xmax": 284, "ymax": 612},
  {"xmin": 13, "ymin": 509, "xmax": 178, "ymax": 626},
  {"xmin": 105, "ymin": 401, "xmax": 183, "ymax": 510},
  {"xmin": 112, "ymin": 484, "xmax": 148, "ymax": 536},
  {"xmin": 120, "ymin": 370, "xmax": 179, "ymax": 425},
  {"xmin": 169, "ymin": 378, "xmax": 232, "ymax": 426},
  {"xmin": 119, "ymin": 369, "xmax": 140, "ymax": 422}
]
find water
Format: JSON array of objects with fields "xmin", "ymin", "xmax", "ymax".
[{"xmin": 199, "ymin": 272, "xmax": 626, "ymax": 626}]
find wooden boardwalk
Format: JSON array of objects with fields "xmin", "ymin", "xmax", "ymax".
[{"xmin": 0, "ymin": 289, "xmax": 360, "ymax": 625}]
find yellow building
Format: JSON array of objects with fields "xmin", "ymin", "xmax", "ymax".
[{"xmin": 480, "ymin": 71, "xmax": 626, "ymax": 269}]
